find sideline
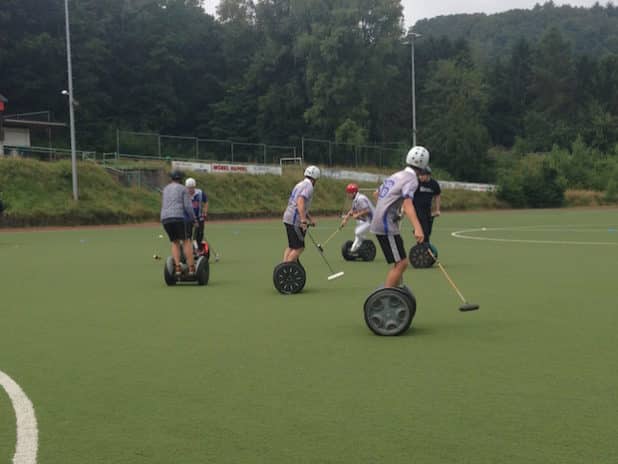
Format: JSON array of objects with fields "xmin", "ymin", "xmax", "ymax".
[
  {"xmin": 0, "ymin": 370, "xmax": 38, "ymax": 464},
  {"xmin": 451, "ymin": 226, "xmax": 618, "ymax": 246}
]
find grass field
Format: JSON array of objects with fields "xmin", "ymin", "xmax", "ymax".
[{"xmin": 1, "ymin": 208, "xmax": 618, "ymax": 463}]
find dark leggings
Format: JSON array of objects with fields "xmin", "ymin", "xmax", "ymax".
[{"xmin": 417, "ymin": 209, "xmax": 433, "ymax": 243}]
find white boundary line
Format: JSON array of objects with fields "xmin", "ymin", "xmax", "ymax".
[
  {"xmin": 0, "ymin": 370, "xmax": 38, "ymax": 464},
  {"xmin": 451, "ymin": 227, "xmax": 618, "ymax": 246}
]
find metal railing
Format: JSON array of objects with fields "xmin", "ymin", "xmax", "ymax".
[
  {"xmin": 116, "ymin": 129, "xmax": 297, "ymax": 164},
  {"xmin": 1, "ymin": 145, "xmax": 95, "ymax": 161}
]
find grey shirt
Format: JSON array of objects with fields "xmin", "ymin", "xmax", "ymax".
[
  {"xmin": 351, "ymin": 193, "xmax": 375, "ymax": 223},
  {"xmin": 160, "ymin": 182, "xmax": 196, "ymax": 223},
  {"xmin": 370, "ymin": 167, "xmax": 418, "ymax": 235},
  {"xmin": 283, "ymin": 178, "xmax": 314, "ymax": 226}
]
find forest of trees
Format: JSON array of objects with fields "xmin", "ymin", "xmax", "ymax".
[{"xmin": 1, "ymin": 0, "xmax": 618, "ymax": 203}]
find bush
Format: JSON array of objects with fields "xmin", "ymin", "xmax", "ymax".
[{"xmin": 497, "ymin": 156, "xmax": 565, "ymax": 207}]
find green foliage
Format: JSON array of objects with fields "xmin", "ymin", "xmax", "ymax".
[
  {"xmin": 2, "ymin": 0, "xmax": 618, "ymax": 189},
  {"xmin": 497, "ymin": 155, "xmax": 566, "ymax": 208}
]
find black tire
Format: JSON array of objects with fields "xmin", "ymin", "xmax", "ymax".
[
  {"xmin": 196, "ymin": 257, "xmax": 210, "ymax": 286},
  {"xmin": 163, "ymin": 257, "xmax": 177, "ymax": 286},
  {"xmin": 341, "ymin": 240, "xmax": 355, "ymax": 261},
  {"xmin": 273, "ymin": 262, "xmax": 306, "ymax": 294},
  {"xmin": 363, "ymin": 287, "xmax": 417, "ymax": 336},
  {"xmin": 359, "ymin": 240, "xmax": 376, "ymax": 262},
  {"xmin": 409, "ymin": 243, "xmax": 435, "ymax": 268}
]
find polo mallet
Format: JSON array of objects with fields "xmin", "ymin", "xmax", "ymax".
[
  {"xmin": 317, "ymin": 226, "xmax": 343, "ymax": 251},
  {"xmin": 427, "ymin": 249, "xmax": 479, "ymax": 312},
  {"xmin": 306, "ymin": 229, "xmax": 345, "ymax": 280}
]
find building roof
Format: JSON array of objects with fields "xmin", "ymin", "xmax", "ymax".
[{"xmin": 3, "ymin": 118, "xmax": 67, "ymax": 129}]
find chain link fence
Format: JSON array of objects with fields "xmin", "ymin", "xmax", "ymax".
[
  {"xmin": 116, "ymin": 130, "xmax": 296, "ymax": 164},
  {"xmin": 301, "ymin": 137, "xmax": 405, "ymax": 168}
]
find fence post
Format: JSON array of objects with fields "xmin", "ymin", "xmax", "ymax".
[
  {"xmin": 263, "ymin": 144, "xmax": 266, "ymax": 164},
  {"xmin": 328, "ymin": 141, "xmax": 332, "ymax": 166},
  {"xmin": 195, "ymin": 137, "xmax": 198, "ymax": 159},
  {"xmin": 231, "ymin": 142, "xmax": 234, "ymax": 162},
  {"xmin": 157, "ymin": 134, "xmax": 161, "ymax": 158},
  {"xmin": 116, "ymin": 128, "xmax": 120, "ymax": 156},
  {"xmin": 301, "ymin": 137, "xmax": 305, "ymax": 161}
]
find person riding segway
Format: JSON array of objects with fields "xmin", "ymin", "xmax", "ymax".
[
  {"xmin": 160, "ymin": 170, "xmax": 209, "ymax": 286},
  {"xmin": 273, "ymin": 165, "xmax": 320, "ymax": 294},
  {"xmin": 340, "ymin": 183, "xmax": 376, "ymax": 262},
  {"xmin": 409, "ymin": 166, "xmax": 442, "ymax": 268},
  {"xmin": 364, "ymin": 146, "xmax": 429, "ymax": 335}
]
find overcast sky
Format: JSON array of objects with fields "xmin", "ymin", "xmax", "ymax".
[{"xmin": 203, "ymin": 0, "xmax": 605, "ymax": 26}]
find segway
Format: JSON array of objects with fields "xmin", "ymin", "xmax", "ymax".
[
  {"xmin": 409, "ymin": 243, "xmax": 438, "ymax": 268},
  {"xmin": 273, "ymin": 261, "xmax": 306, "ymax": 294},
  {"xmin": 163, "ymin": 244, "xmax": 210, "ymax": 286},
  {"xmin": 341, "ymin": 239, "xmax": 377, "ymax": 262},
  {"xmin": 363, "ymin": 285, "xmax": 417, "ymax": 336}
]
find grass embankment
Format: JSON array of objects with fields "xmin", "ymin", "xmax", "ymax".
[{"xmin": 2, "ymin": 158, "xmax": 503, "ymax": 226}]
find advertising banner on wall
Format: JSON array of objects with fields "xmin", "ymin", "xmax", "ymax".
[{"xmin": 172, "ymin": 161, "xmax": 282, "ymax": 176}]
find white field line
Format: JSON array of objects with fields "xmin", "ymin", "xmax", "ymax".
[
  {"xmin": 0, "ymin": 370, "xmax": 38, "ymax": 464},
  {"xmin": 451, "ymin": 227, "xmax": 618, "ymax": 246}
]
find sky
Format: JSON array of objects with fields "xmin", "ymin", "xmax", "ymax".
[{"xmin": 202, "ymin": 0, "xmax": 605, "ymax": 26}]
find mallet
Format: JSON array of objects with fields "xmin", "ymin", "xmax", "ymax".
[
  {"xmin": 317, "ymin": 226, "xmax": 343, "ymax": 251},
  {"xmin": 427, "ymin": 249, "xmax": 479, "ymax": 312},
  {"xmin": 306, "ymin": 229, "xmax": 345, "ymax": 281}
]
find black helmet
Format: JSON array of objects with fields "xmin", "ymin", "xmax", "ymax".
[{"xmin": 170, "ymin": 170, "xmax": 183, "ymax": 180}]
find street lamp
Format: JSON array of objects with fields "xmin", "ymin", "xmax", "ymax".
[
  {"xmin": 64, "ymin": 0, "xmax": 78, "ymax": 200},
  {"xmin": 406, "ymin": 31, "xmax": 421, "ymax": 146}
]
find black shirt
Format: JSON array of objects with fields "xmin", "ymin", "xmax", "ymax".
[{"xmin": 413, "ymin": 178, "xmax": 441, "ymax": 211}]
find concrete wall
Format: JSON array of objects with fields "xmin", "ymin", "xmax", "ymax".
[{"xmin": 4, "ymin": 127, "xmax": 31, "ymax": 147}]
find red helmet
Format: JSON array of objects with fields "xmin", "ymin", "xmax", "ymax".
[{"xmin": 346, "ymin": 183, "xmax": 359, "ymax": 194}]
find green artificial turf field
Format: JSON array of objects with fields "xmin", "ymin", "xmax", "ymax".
[{"xmin": 1, "ymin": 208, "xmax": 618, "ymax": 463}]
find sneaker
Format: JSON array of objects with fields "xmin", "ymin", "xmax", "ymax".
[
  {"xmin": 188, "ymin": 264, "xmax": 196, "ymax": 275},
  {"xmin": 174, "ymin": 264, "xmax": 182, "ymax": 276}
]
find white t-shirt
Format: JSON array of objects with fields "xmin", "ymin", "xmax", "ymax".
[{"xmin": 283, "ymin": 178, "xmax": 314, "ymax": 226}]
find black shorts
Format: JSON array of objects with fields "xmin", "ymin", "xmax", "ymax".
[
  {"xmin": 376, "ymin": 234, "xmax": 406, "ymax": 264},
  {"xmin": 163, "ymin": 220, "xmax": 192, "ymax": 242},
  {"xmin": 285, "ymin": 223, "xmax": 306, "ymax": 249}
]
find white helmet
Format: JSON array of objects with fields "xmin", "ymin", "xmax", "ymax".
[
  {"xmin": 185, "ymin": 177, "xmax": 196, "ymax": 188},
  {"xmin": 406, "ymin": 146, "xmax": 430, "ymax": 169},
  {"xmin": 304, "ymin": 165, "xmax": 321, "ymax": 180}
]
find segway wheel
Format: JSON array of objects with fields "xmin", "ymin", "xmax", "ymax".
[
  {"xmin": 273, "ymin": 262, "xmax": 306, "ymax": 294},
  {"xmin": 196, "ymin": 257, "xmax": 210, "ymax": 286},
  {"xmin": 341, "ymin": 240, "xmax": 355, "ymax": 261},
  {"xmin": 359, "ymin": 240, "xmax": 376, "ymax": 262},
  {"xmin": 363, "ymin": 287, "xmax": 417, "ymax": 336},
  {"xmin": 409, "ymin": 243, "xmax": 436, "ymax": 268},
  {"xmin": 163, "ymin": 257, "xmax": 177, "ymax": 286}
]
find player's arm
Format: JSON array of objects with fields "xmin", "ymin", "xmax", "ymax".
[
  {"xmin": 353, "ymin": 208, "xmax": 370, "ymax": 220},
  {"xmin": 402, "ymin": 197, "xmax": 424, "ymax": 243},
  {"xmin": 433, "ymin": 194, "xmax": 441, "ymax": 217},
  {"xmin": 296, "ymin": 196, "xmax": 310, "ymax": 229}
]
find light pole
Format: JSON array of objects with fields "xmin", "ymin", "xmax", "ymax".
[
  {"xmin": 406, "ymin": 31, "xmax": 421, "ymax": 146},
  {"xmin": 64, "ymin": 0, "xmax": 78, "ymax": 200}
]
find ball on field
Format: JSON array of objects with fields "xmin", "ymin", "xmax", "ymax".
[
  {"xmin": 482, "ymin": 227, "xmax": 487, "ymax": 231},
  {"xmin": 158, "ymin": 234, "xmax": 164, "ymax": 239}
]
